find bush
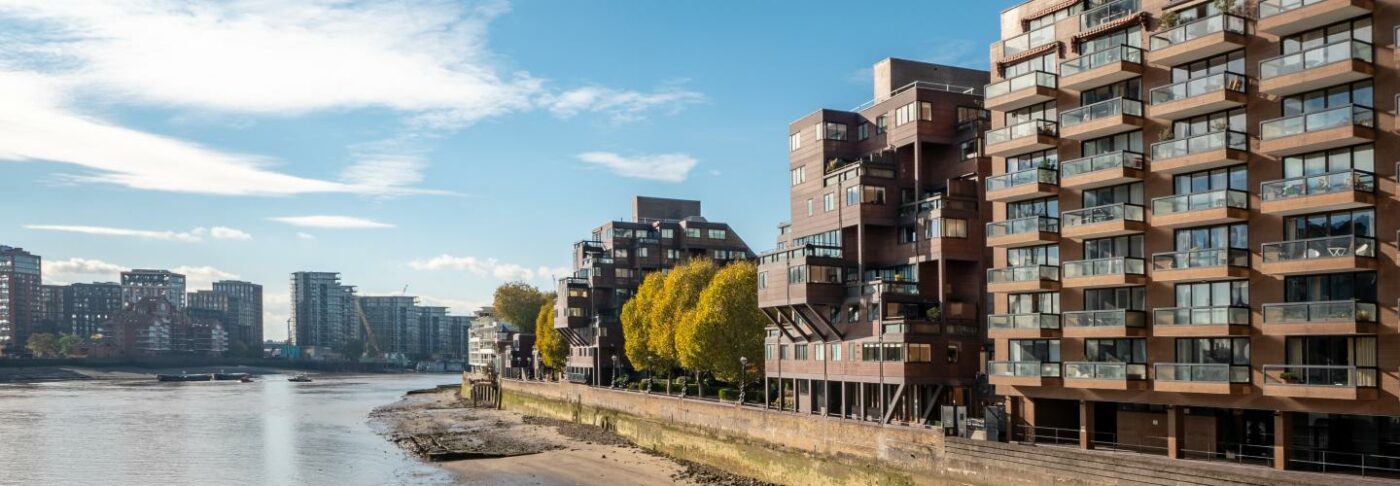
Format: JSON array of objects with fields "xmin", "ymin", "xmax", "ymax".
[{"xmin": 718, "ymin": 388, "xmax": 739, "ymax": 401}]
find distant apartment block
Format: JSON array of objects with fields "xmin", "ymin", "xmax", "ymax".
[
  {"xmin": 289, "ymin": 271, "xmax": 356, "ymax": 355},
  {"xmin": 212, "ymin": 280, "xmax": 263, "ymax": 351},
  {"xmin": 121, "ymin": 269, "xmax": 187, "ymax": 309},
  {"xmin": 104, "ymin": 297, "xmax": 228, "ymax": 356},
  {"xmin": 0, "ymin": 246, "xmax": 41, "ymax": 355},
  {"xmin": 65, "ymin": 282, "xmax": 122, "ymax": 339},
  {"xmin": 36, "ymin": 284, "xmax": 66, "ymax": 335}
]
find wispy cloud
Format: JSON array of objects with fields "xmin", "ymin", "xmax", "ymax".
[
  {"xmin": 576, "ymin": 152, "xmax": 697, "ymax": 183},
  {"xmin": 173, "ymin": 265, "xmax": 241, "ymax": 290},
  {"xmin": 296, "ymin": 232, "xmax": 316, "ymax": 240},
  {"xmin": 41, "ymin": 258, "xmax": 129, "ymax": 284},
  {"xmin": 545, "ymin": 85, "xmax": 705, "ymax": 123},
  {"xmin": 269, "ymin": 215, "xmax": 394, "ymax": 229},
  {"xmin": 408, "ymin": 254, "xmax": 566, "ymax": 282},
  {"xmin": 24, "ymin": 224, "xmax": 252, "ymax": 242}
]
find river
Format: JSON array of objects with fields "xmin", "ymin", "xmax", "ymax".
[{"xmin": 0, "ymin": 373, "xmax": 462, "ymax": 486}]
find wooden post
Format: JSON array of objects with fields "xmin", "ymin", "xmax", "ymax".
[{"xmin": 1274, "ymin": 411, "xmax": 1291, "ymax": 470}]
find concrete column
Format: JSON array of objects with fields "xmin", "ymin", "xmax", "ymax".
[
  {"xmin": 840, "ymin": 381, "xmax": 847, "ymax": 418},
  {"xmin": 1167, "ymin": 405, "xmax": 1185, "ymax": 459},
  {"xmin": 858, "ymin": 383, "xmax": 866, "ymax": 421},
  {"xmin": 1004, "ymin": 399, "xmax": 1019, "ymax": 442},
  {"xmin": 1079, "ymin": 400, "xmax": 1095, "ymax": 450},
  {"xmin": 763, "ymin": 377, "xmax": 770, "ymax": 409},
  {"xmin": 1274, "ymin": 411, "xmax": 1291, "ymax": 470}
]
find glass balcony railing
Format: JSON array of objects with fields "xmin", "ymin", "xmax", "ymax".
[
  {"xmin": 1258, "ymin": 0, "xmax": 1328, "ymax": 18},
  {"xmin": 1149, "ymin": 72, "xmax": 1247, "ymax": 105},
  {"xmin": 987, "ymin": 265, "xmax": 1061, "ymax": 284},
  {"xmin": 1060, "ymin": 98, "xmax": 1143, "ymax": 129},
  {"xmin": 1260, "ymin": 40, "xmax": 1373, "ymax": 79},
  {"xmin": 1262, "ymin": 364, "xmax": 1377, "ymax": 387},
  {"xmin": 896, "ymin": 194, "xmax": 978, "ymax": 218},
  {"xmin": 1151, "ymin": 130, "xmax": 1247, "ymax": 160},
  {"xmin": 1063, "ymin": 257, "xmax": 1146, "ymax": 279},
  {"xmin": 1261, "ymin": 235, "xmax": 1376, "ymax": 262},
  {"xmin": 1064, "ymin": 361, "xmax": 1147, "ymax": 380},
  {"xmin": 986, "ymin": 71, "xmax": 1058, "ymax": 99},
  {"xmin": 1061, "ymin": 203, "xmax": 1145, "ymax": 228},
  {"xmin": 1153, "ymin": 306, "xmax": 1250, "ymax": 327},
  {"xmin": 1151, "ymin": 248, "xmax": 1249, "ymax": 271},
  {"xmin": 988, "ymin": 313, "xmax": 1061, "ymax": 331},
  {"xmin": 1152, "ymin": 189, "xmax": 1248, "ymax": 216},
  {"xmin": 987, "ymin": 216, "xmax": 1059, "ymax": 238},
  {"xmin": 1060, "ymin": 151, "xmax": 1143, "ymax": 178},
  {"xmin": 1060, "ymin": 45, "xmax": 1144, "ymax": 78},
  {"xmin": 1263, "ymin": 300, "xmax": 1378, "ymax": 323},
  {"xmin": 1156, "ymin": 363, "xmax": 1250, "ymax": 383},
  {"xmin": 987, "ymin": 119, "xmax": 1058, "ymax": 146},
  {"xmin": 1062, "ymin": 309, "xmax": 1146, "ymax": 328},
  {"xmin": 1261, "ymin": 104, "xmax": 1374, "ymax": 140},
  {"xmin": 988, "ymin": 361, "xmax": 1061, "ymax": 378},
  {"xmin": 986, "ymin": 167, "xmax": 1058, "ymax": 192},
  {"xmin": 1082, "ymin": 0, "xmax": 1140, "ymax": 30},
  {"xmin": 859, "ymin": 279, "xmax": 920, "ymax": 296},
  {"xmin": 1149, "ymin": 14, "xmax": 1247, "ymax": 50},
  {"xmin": 1260, "ymin": 170, "xmax": 1375, "ymax": 202},
  {"xmin": 1001, "ymin": 25, "xmax": 1056, "ymax": 58}
]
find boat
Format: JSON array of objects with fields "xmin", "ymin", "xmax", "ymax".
[
  {"xmin": 156, "ymin": 374, "xmax": 213, "ymax": 382},
  {"xmin": 288, "ymin": 374, "xmax": 312, "ymax": 383},
  {"xmin": 213, "ymin": 372, "xmax": 251, "ymax": 381}
]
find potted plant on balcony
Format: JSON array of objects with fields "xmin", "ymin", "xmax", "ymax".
[
  {"xmin": 926, "ymin": 305, "xmax": 942, "ymax": 323},
  {"xmin": 1279, "ymin": 371, "xmax": 1301, "ymax": 384},
  {"xmin": 1157, "ymin": 127, "xmax": 1175, "ymax": 141},
  {"xmin": 1157, "ymin": 11, "xmax": 1180, "ymax": 31}
]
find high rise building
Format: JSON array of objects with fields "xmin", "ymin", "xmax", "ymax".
[
  {"xmin": 65, "ymin": 283, "xmax": 122, "ymax": 339},
  {"xmin": 983, "ymin": 0, "xmax": 1399, "ymax": 472},
  {"xmin": 36, "ymin": 284, "xmax": 67, "ymax": 335},
  {"xmin": 212, "ymin": 280, "xmax": 263, "ymax": 352},
  {"xmin": 556, "ymin": 196, "xmax": 754, "ymax": 385},
  {"xmin": 445, "ymin": 315, "xmax": 473, "ymax": 360},
  {"xmin": 356, "ymin": 295, "xmax": 417, "ymax": 356},
  {"xmin": 289, "ymin": 272, "xmax": 356, "ymax": 355},
  {"xmin": 0, "ymin": 246, "xmax": 41, "ymax": 354},
  {"xmin": 758, "ymin": 59, "xmax": 991, "ymax": 422},
  {"xmin": 415, "ymin": 305, "xmax": 447, "ymax": 358},
  {"xmin": 121, "ymin": 269, "xmax": 187, "ymax": 309}
]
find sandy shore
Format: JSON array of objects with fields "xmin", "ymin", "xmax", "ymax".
[{"xmin": 373, "ymin": 387, "xmax": 770, "ymax": 486}]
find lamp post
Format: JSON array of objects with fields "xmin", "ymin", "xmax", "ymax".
[
  {"xmin": 533, "ymin": 348, "xmax": 540, "ymax": 381},
  {"xmin": 611, "ymin": 354, "xmax": 619, "ymax": 388},
  {"xmin": 739, "ymin": 356, "xmax": 748, "ymax": 405}
]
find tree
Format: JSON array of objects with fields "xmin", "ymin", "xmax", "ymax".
[
  {"xmin": 678, "ymin": 261, "xmax": 766, "ymax": 384},
  {"xmin": 493, "ymin": 281, "xmax": 547, "ymax": 331},
  {"xmin": 621, "ymin": 272, "xmax": 664, "ymax": 374},
  {"xmin": 534, "ymin": 299, "xmax": 566, "ymax": 372},
  {"xmin": 57, "ymin": 334, "xmax": 81, "ymax": 357},
  {"xmin": 340, "ymin": 339, "xmax": 365, "ymax": 361},
  {"xmin": 25, "ymin": 333, "xmax": 59, "ymax": 358},
  {"xmin": 647, "ymin": 259, "xmax": 718, "ymax": 384}
]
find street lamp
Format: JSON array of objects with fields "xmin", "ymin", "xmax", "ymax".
[
  {"xmin": 739, "ymin": 356, "xmax": 749, "ymax": 405},
  {"xmin": 611, "ymin": 354, "xmax": 619, "ymax": 388}
]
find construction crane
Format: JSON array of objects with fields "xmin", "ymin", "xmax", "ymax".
[{"xmin": 354, "ymin": 298, "xmax": 382, "ymax": 358}]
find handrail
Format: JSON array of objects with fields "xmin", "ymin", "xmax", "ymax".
[
  {"xmin": 1260, "ymin": 39, "xmax": 1373, "ymax": 79},
  {"xmin": 1260, "ymin": 234, "xmax": 1376, "ymax": 262},
  {"xmin": 987, "ymin": 216, "xmax": 1060, "ymax": 237},
  {"xmin": 1260, "ymin": 170, "xmax": 1375, "ymax": 201},
  {"xmin": 1001, "ymin": 24, "xmax": 1055, "ymax": 58},
  {"xmin": 1149, "ymin": 13, "xmax": 1247, "ymax": 49},
  {"xmin": 1061, "ymin": 151, "xmax": 1143, "ymax": 178},
  {"xmin": 1261, "ymin": 104, "xmax": 1374, "ymax": 140},
  {"xmin": 1155, "ymin": 363, "xmax": 1250, "ymax": 383},
  {"xmin": 1153, "ymin": 306, "xmax": 1250, "ymax": 326},
  {"xmin": 985, "ymin": 70, "xmax": 1057, "ymax": 99},
  {"xmin": 1063, "ymin": 257, "xmax": 1146, "ymax": 278},
  {"xmin": 1262, "ymin": 300, "xmax": 1378, "ymax": 323},
  {"xmin": 1060, "ymin": 97, "xmax": 1143, "ymax": 129},
  {"xmin": 1152, "ymin": 247, "xmax": 1249, "ymax": 270},
  {"xmin": 1262, "ymin": 364, "xmax": 1377, "ymax": 387},
  {"xmin": 988, "ymin": 361, "xmax": 1061, "ymax": 377},
  {"xmin": 987, "ymin": 119, "xmax": 1059, "ymax": 146},
  {"xmin": 1061, "ymin": 203, "xmax": 1145, "ymax": 227},
  {"xmin": 988, "ymin": 313, "xmax": 1062, "ymax": 330},
  {"xmin": 1062, "ymin": 309, "xmax": 1146, "ymax": 328},
  {"xmin": 1061, "ymin": 45, "xmax": 1143, "ymax": 78},
  {"xmin": 850, "ymin": 80, "xmax": 980, "ymax": 111},
  {"xmin": 987, "ymin": 265, "xmax": 1060, "ymax": 283},
  {"xmin": 1258, "ymin": 0, "xmax": 1327, "ymax": 18},
  {"xmin": 1063, "ymin": 361, "xmax": 1147, "ymax": 380},
  {"xmin": 986, "ymin": 167, "xmax": 1058, "ymax": 191},
  {"xmin": 1150, "ymin": 130, "xmax": 1247, "ymax": 160},
  {"xmin": 1081, "ymin": 0, "xmax": 1140, "ymax": 30},
  {"xmin": 1151, "ymin": 189, "xmax": 1248, "ymax": 215},
  {"xmin": 1149, "ymin": 72, "xmax": 1247, "ymax": 105}
]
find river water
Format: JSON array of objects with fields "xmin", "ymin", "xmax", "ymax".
[{"xmin": 0, "ymin": 374, "xmax": 462, "ymax": 486}]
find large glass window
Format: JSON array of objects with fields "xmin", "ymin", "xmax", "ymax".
[
  {"xmin": 1282, "ymin": 81, "xmax": 1374, "ymax": 116},
  {"xmin": 1175, "ymin": 224, "xmax": 1248, "ymax": 251},
  {"xmin": 1083, "ymin": 182, "xmax": 1144, "ymax": 207},
  {"xmin": 1084, "ymin": 287, "xmax": 1145, "ymax": 311},
  {"xmin": 1284, "ymin": 272, "xmax": 1376, "ymax": 303},
  {"xmin": 1007, "ymin": 197, "xmax": 1058, "ymax": 219},
  {"xmin": 1283, "ymin": 209, "xmax": 1374, "ymax": 240},
  {"xmin": 1007, "ymin": 245, "xmax": 1059, "ymax": 266},
  {"xmin": 1084, "ymin": 339, "xmax": 1146, "ymax": 363},
  {"xmin": 1010, "ymin": 339, "xmax": 1060, "ymax": 362},
  {"xmin": 1281, "ymin": 17, "xmax": 1372, "ymax": 55},
  {"xmin": 1172, "ymin": 108, "xmax": 1245, "ymax": 138},
  {"xmin": 1285, "ymin": 336, "xmax": 1376, "ymax": 368},
  {"xmin": 1079, "ymin": 26, "xmax": 1142, "ymax": 53},
  {"xmin": 1171, "ymin": 50, "xmax": 1245, "ymax": 83},
  {"xmin": 1173, "ymin": 166, "xmax": 1247, "ymax": 194},
  {"xmin": 1175, "ymin": 281, "xmax": 1249, "ymax": 307},
  {"xmin": 817, "ymin": 122, "xmax": 848, "ymax": 141},
  {"xmin": 1282, "ymin": 145, "xmax": 1374, "ymax": 178},
  {"xmin": 1005, "ymin": 102, "xmax": 1056, "ymax": 125},
  {"xmin": 1081, "ymin": 131, "xmax": 1142, "ymax": 157},
  {"xmin": 1005, "ymin": 150, "xmax": 1057, "ymax": 172},
  {"xmin": 1009, "ymin": 292, "xmax": 1059, "ymax": 314},
  {"xmin": 1176, "ymin": 338, "xmax": 1250, "ymax": 365},
  {"xmin": 1080, "ymin": 79, "xmax": 1141, "ymax": 105},
  {"xmin": 1084, "ymin": 235, "xmax": 1144, "ymax": 259},
  {"xmin": 1005, "ymin": 53, "xmax": 1058, "ymax": 77}
]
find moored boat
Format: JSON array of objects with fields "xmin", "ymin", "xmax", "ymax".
[
  {"xmin": 288, "ymin": 374, "xmax": 312, "ymax": 383},
  {"xmin": 156, "ymin": 374, "xmax": 213, "ymax": 382},
  {"xmin": 214, "ymin": 373, "xmax": 251, "ymax": 381}
]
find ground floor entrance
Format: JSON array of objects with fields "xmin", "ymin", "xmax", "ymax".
[{"xmin": 764, "ymin": 377, "xmax": 969, "ymax": 425}]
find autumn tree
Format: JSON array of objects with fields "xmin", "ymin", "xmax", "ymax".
[
  {"xmin": 493, "ymin": 281, "xmax": 547, "ymax": 330},
  {"xmin": 647, "ymin": 258, "xmax": 718, "ymax": 388},
  {"xmin": 534, "ymin": 299, "xmax": 567, "ymax": 373},
  {"xmin": 57, "ymin": 334, "xmax": 81, "ymax": 357},
  {"xmin": 25, "ymin": 333, "xmax": 58, "ymax": 358},
  {"xmin": 678, "ymin": 262, "xmax": 765, "ymax": 386},
  {"xmin": 620, "ymin": 272, "xmax": 664, "ymax": 374}
]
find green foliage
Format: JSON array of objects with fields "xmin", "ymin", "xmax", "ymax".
[
  {"xmin": 647, "ymin": 259, "xmax": 718, "ymax": 375},
  {"xmin": 534, "ymin": 299, "xmax": 567, "ymax": 370},
  {"xmin": 621, "ymin": 272, "xmax": 665, "ymax": 373},
  {"xmin": 677, "ymin": 261, "xmax": 765, "ymax": 383},
  {"xmin": 57, "ymin": 334, "xmax": 81, "ymax": 357},
  {"xmin": 492, "ymin": 281, "xmax": 548, "ymax": 331},
  {"xmin": 718, "ymin": 388, "xmax": 740, "ymax": 402},
  {"xmin": 25, "ymin": 333, "xmax": 59, "ymax": 357}
]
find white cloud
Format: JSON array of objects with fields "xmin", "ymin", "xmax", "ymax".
[
  {"xmin": 296, "ymin": 232, "xmax": 316, "ymax": 240},
  {"xmin": 576, "ymin": 152, "xmax": 697, "ymax": 183},
  {"xmin": 269, "ymin": 215, "xmax": 394, "ymax": 229},
  {"xmin": 41, "ymin": 258, "xmax": 129, "ymax": 284},
  {"xmin": 207, "ymin": 226, "xmax": 252, "ymax": 240},
  {"xmin": 409, "ymin": 254, "xmax": 565, "ymax": 283},
  {"xmin": 25, "ymin": 224, "xmax": 251, "ymax": 242},
  {"xmin": 545, "ymin": 85, "xmax": 705, "ymax": 122},
  {"xmin": 172, "ymin": 265, "xmax": 240, "ymax": 290}
]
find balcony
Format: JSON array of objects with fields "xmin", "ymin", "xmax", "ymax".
[
  {"xmin": 1149, "ymin": 130, "xmax": 1248, "ymax": 174},
  {"xmin": 1259, "ymin": 105, "xmax": 1375, "ymax": 156},
  {"xmin": 1062, "ymin": 309, "xmax": 1148, "ymax": 338},
  {"xmin": 986, "ymin": 216, "xmax": 1060, "ymax": 248},
  {"xmin": 1000, "ymin": 24, "xmax": 1056, "ymax": 59},
  {"xmin": 1151, "ymin": 248, "xmax": 1250, "ymax": 282},
  {"xmin": 1154, "ymin": 363, "xmax": 1250, "ymax": 394},
  {"xmin": 1262, "ymin": 300, "xmax": 1378, "ymax": 335},
  {"xmin": 1259, "ymin": 170, "xmax": 1375, "ymax": 215},
  {"xmin": 985, "ymin": 71, "xmax": 1058, "ymax": 112},
  {"xmin": 1058, "ymin": 98, "xmax": 1144, "ymax": 140},
  {"xmin": 1258, "ymin": 0, "xmax": 1374, "ymax": 36},
  {"xmin": 1060, "ymin": 203, "xmax": 1145, "ymax": 239},
  {"xmin": 896, "ymin": 194, "xmax": 979, "ymax": 219},
  {"xmin": 1081, "ymin": 0, "xmax": 1139, "ymax": 30},
  {"xmin": 1148, "ymin": 72, "xmax": 1248, "ymax": 120},
  {"xmin": 1062, "ymin": 257, "xmax": 1147, "ymax": 288},
  {"xmin": 1150, "ymin": 189, "xmax": 1249, "ymax": 228},
  {"xmin": 988, "ymin": 361, "xmax": 1062, "ymax": 387},
  {"xmin": 1259, "ymin": 235, "xmax": 1377, "ymax": 275},
  {"xmin": 1261, "ymin": 364, "xmax": 1378, "ymax": 400},
  {"xmin": 1060, "ymin": 45, "xmax": 1144, "ymax": 91},
  {"xmin": 1062, "ymin": 362, "xmax": 1149, "ymax": 390},
  {"xmin": 1259, "ymin": 40, "xmax": 1374, "ymax": 96},
  {"xmin": 1153, "ymin": 306, "xmax": 1251, "ymax": 337},
  {"xmin": 987, "ymin": 265, "xmax": 1060, "ymax": 293},
  {"xmin": 985, "ymin": 120, "xmax": 1059, "ymax": 157},
  {"xmin": 1147, "ymin": 14, "xmax": 1248, "ymax": 66},
  {"xmin": 1059, "ymin": 151, "xmax": 1144, "ymax": 189},
  {"xmin": 987, "ymin": 313, "xmax": 1061, "ymax": 338},
  {"xmin": 985, "ymin": 167, "xmax": 1059, "ymax": 202}
]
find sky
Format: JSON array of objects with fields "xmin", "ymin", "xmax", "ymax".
[{"xmin": 0, "ymin": 0, "xmax": 1008, "ymax": 340}]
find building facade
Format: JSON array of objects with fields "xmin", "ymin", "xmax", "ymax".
[
  {"xmin": 121, "ymin": 269, "xmax": 187, "ymax": 309},
  {"xmin": 212, "ymin": 280, "xmax": 263, "ymax": 353},
  {"xmin": 983, "ymin": 0, "xmax": 1399, "ymax": 473},
  {"xmin": 759, "ymin": 59, "xmax": 992, "ymax": 424},
  {"xmin": 556, "ymin": 196, "xmax": 754, "ymax": 385},
  {"xmin": 289, "ymin": 271, "xmax": 356, "ymax": 355},
  {"xmin": 65, "ymin": 282, "xmax": 122, "ymax": 339},
  {"xmin": 103, "ymin": 297, "xmax": 228, "ymax": 357},
  {"xmin": 445, "ymin": 315, "xmax": 473, "ymax": 360},
  {"xmin": 357, "ymin": 295, "xmax": 417, "ymax": 357},
  {"xmin": 0, "ymin": 246, "xmax": 41, "ymax": 355},
  {"xmin": 36, "ymin": 284, "xmax": 67, "ymax": 335},
  {"xmin": 467, "ymin": 307, "xmax": 513, "ymax": 371}
]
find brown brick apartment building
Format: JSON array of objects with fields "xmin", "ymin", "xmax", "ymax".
[
  {"xmin": 556, "ymin": 196, "xmax": 753, "ymax": 386},
  {"xmin": 759, "ymin": 59, "xmax": 993, "ymax": 424},
  {"xmin": 983, "ymin": 0, "xmax": 1400, "ymax": 473}
]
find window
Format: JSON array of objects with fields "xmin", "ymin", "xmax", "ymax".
[
  {"xmin": 614, "ymin": 248, "xmax": 629, "ymax": 258},
  {"xmin": 790, "ymin": 167, "xmax": 805, "ymax": 186},
  {"xmin": 823, "ymin": 193, "xmax": 836, "ymax": 212},
  {"xmin": 875, "ymin": 115, "xmax": 887, "ymax": 134},
  {"xmin": 789, "ymin": 132, "xmax": 802, "ymax": 152},
  {"xmin": 1005, "ymin": 101, "xmax": 1056, "ymax": 125},
  {"xmin": 568, "ymin": 288, "xmax": 589, "ymax": 298},
  {"xmin": 757, "ymin": 271, "xmax": 767, "ymax": 289},
  {"xmin": 568, "ymin": 307, "xmax": 584, "ymax": 317},
  {"xmin": 1284, "ymin": 208, "xmax": 1375, "ymax": 240},
  {"xmin": 1004, "ymin": 53, "xmax": 1057, "ymax": 77},
  {"xmin": 858, "ymin": 123, "xmax": 870, "ymax": 141},
  {"xmin": 845, "ymin": 186, "xmax": 859, "ymax": 206},
  {"xmin": 946, "ymin": 344, "xmax": 961, "ymax": 363},
  {"xmin": 1081, "ymin": 131, "xmax": 1142, "ymax": 158},
  {"xmin": 1084, "ymin": 339, "xmax": 1147, "ymax": 363},
  {"xmin": 637, "ymin": 247, "xmax": 649, "ymax": 258},
  {"xmin": 1282, "ymin": 81, "xmax": 1373, "ymax": 116},
  {"xmin": 665, "ymin": 249, "xmax": 682, "ymax": 260},
  {"xmin": 1009, "ymin": 339, "xmax": 1060, "ymax": 363},
  {"xmin": 1176, "ymin": 338, "xmax": 1250, "ymax": 365},
  {"xmin": 959, "ymin": 139, "xmax": 980, "ymax": 160},
  {"xmin": 899, "ymin": 225, "xmax": 917, "ymax": 244},
  {"xmin": 1007, "ymin": 244, "xmax": 1060, "ymax": 267},
  {"xmin": 794, "ymin": 344, "xmax": 808, "ymax": 360},
  {"xmin": 1079, "ymin": 26, "xmax": 1142, "ymax": 54},
  {"xmin": 818, "ymin": 122, "xmax": 848, "ymax": 141},
  {"xmin": 1282, "ymin": 145, "xmax": 1374, "ymax": 178},
  {"xmin": 1175, "ymin": 281, "xmax": 1249, "ymax": 308},
  {"xmin": 1174, "ymin": 224, "xmax": 1248, "ymax": 252},
  {"xmin": 1082, "ymin": 182, "xmax": 1143, "ymax": 207},
  {"xmin": 1007, "ymin": 197, "xmax": 1058, "ymax": 219},
  {"xmin": 894, "ymin": 102, "xmax": 931, "ymax": 126},
  {"xmin": 806, "ymin": 198, "xmax": 813, "ymax": 217},
  {"xmin": 615, "ymin": 268, "xmax": 634, "ymax": 278},
  {"xmin": 814, "ymin": 343, "xmax": 825, "ymax": 361},
  {"xmin": 908, "ymin": 344, "xmax": 932, "ymax": 362},
  {"xmin": 1027, "ymin": 3, "xmax": 1080, "ymax": 30},
  {"xmin": 926, "ymin": 218, "xmax": 968, "ymax": 238},
  {"xmin": 707, "ymin": 229, "xmax": 727, "ymax": 239},
  {"xmin": 660, "ymin": 228, "xmax": 674, "ymax": 239},
  {"xmin": 829, "ymin": 343, "xmax": 842, "ymax": 361},
  {"xmin": 1083, "ymin": 234, "xmax": 1143, "ymax": 259},
  {"xmin": 1280, "ymin": 17, "xmax": 1372, "ymax": 57},
  {"xmin": 1084, "ymin": 287, "xmax": 1145, "ymax": 311},
  {"xmin": 765, "ymin": 344, "xmax": 774, "ymax": 361},
  {"xmin": 1173, "ymin": 166, "xmax": 1248, "ymax": 194},
  {"xmin": 779, "ymin": 345, "xmax": 788, "ymax": 360},
  {"xmin": 1171, "ymin": 50, "xmax": 1245, "ymax": 84},
  {"xmin": 1009, "ymin": 292, "xmax": 1059, "ymax": 314},
  {"xmin": 684, "ymin": 228, "xmax": 701, "ymax": 238},
  {"xmin": 787, "ymin": 266, "xmax": 807, "ymax": 284},
  {"xmin": 862, "ymin": 186, "xmax": 886, "ymax": 205},
  {"xmin": 1284, "ymin": 272, "xmax": 1377, "ymax": 303}
]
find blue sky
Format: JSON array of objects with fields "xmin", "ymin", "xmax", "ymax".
[{"xmin": 0, "ymin": 1, "xmax": 1007, "ymax": 339}]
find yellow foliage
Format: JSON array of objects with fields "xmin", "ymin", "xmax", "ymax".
[
  {"xmin": 534, "ymin": 301, "xmax": 566, "ymax": 370},
  {"xmin": 677, "ymin": 261, "xmax": 764, "ymax": 383},
  {"xmin": 646, "ymin": 258, "xmax": 718, "ymax": 374},
  {"xmin": 621, "ymin": 271, "xmax": 665, "ymax": 373}
]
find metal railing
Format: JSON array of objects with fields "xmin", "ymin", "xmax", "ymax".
[
  {"xmin": 1156, "ymin": 363, "xmax": 1250, "ymax": 383},
  {"xmin": 1261, "ymin": 104, "xmax": 1374, "ymax": 140},
  {"xmin": 1062, "ymin": 309, "xmax": 1146, "ymax": 328},
  {"xmin": 1001, "ymin": 24, "xmax": 1056, "ymax": 57},
  {"xmin": 1260, "ymin": 39, "xmax": 1373, "ymax": 79},
  {"xmin": 1288, "ymin": 448, "xmax": 1400, "ymax": 478},
  {"xmin": 1063, "ymin": 361, "xmax": 1147, "ymax": 380},
  {"xmin": 988, "ymin": 313, "xmax": 1062, "ymax": 331},
  {"xmin": 987, "ymin": 216, "xmax": 1059, "ymax": 238},
  {"xmin": 986, "ymin": 70, "xmax": 1058, "ymax": 99},
  {"xmin": 1151, "ymin": 248, "xmax": 1249, "ymax": 271},
  {"xmin": 988, "ymin": 361, "xmax": 1060, "ymax": 377},
  {"xmin": 1061, "ymin": 97, "xmax": 1143, "ymax": 129},
  {"xmin": 1181, "ymin": 443, "xmax": 1275, "ymax": 467},
  {"xmin": 1258, "ymin": 0, "xmax": 1327, "ymax": 18},
  {"xmin": 987, "ymin": 265, "xmax": 1061, "ymax": 284},
  {"xmin": 1061, "ymin": 203, "xmax": 1145, "ymax": 227},
  {"xmin": 1061, "ymin": 45, "xmax": 1143, "ymax": 78},
  {"xmin": 1082, "ymin": 0, "xmax": 1140, "ymax": 29},
  {"xmin": 987, "ymin": 119, "xmax": 1058, "ymax": 146},
  {"xmin": 849, "ymin": 80, "xmax": 980, "ymax": 111},
  {"xmin": 1151, "ymin": 130, "xmax": 1247, "ymax": 160},
  {"xmin": 986, "ymin": 167, "xmax": 1058, "ymax": 192},
  {"xmin": 1149, "ymin": 14, "xmax": 1247, "ymax": 50},
  {"xmin": 1150, "ymin": 72, "xmax": 1247, "ymax": 105},
  {"xmin": 1063, "ymin": 257, "xmax": 1146, "ymax": 278},
  {"xmin": 1151, "ymin": 189, "xmax": 1248, "ymax": 216},
  {"xmin": 1262, "ymin": 364, "xmax": 1377, "ymax": 387},
  {"xmin": 758, "ymin": 244, "xmax": 843, "ymax": 263},
  {"xmin": 1260, "ymin": 170, "xmax": 1375, "ymax": 201},
  {"xmin": 858, "ymin": 279, "xmax": 920, "ymax": 296},
  {"xmin": 1153, "ymin": 306, "xmax": 1250, "ymax": 326},
  {"xmin": 1060, "ymin": 151, "xmax": 1143, "ymax": 178},
  {"xmin": 897, "ymin": 194, "xmax": 978, "ymax": 217},
  {"xmin": 1260, "ymin": 234, "xmax": 1376, "ymax": 262},
  {"xmin": 1262, "ymin": 300, "xmax": 1378, "ymax": 323}
]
